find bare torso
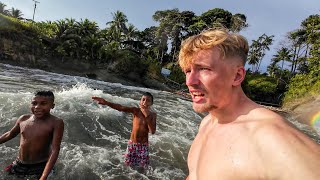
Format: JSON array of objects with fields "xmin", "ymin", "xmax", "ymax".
[
  {"xmin": 188, "ymin": 108, "xmax": 320, "ymax": 180},
  {"xmin": 19, "ymin": 115, "xmax": 57, "ymax": 164},
  {"xmin": 130, "ymin": 110, "xmax": 155, "ymax": 143}
]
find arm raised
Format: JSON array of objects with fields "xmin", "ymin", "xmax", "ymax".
[{"xmin": 92, "ymin": 96, "xmax": 137, "ymax": 113}]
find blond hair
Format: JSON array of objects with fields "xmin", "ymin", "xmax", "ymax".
[{"xmin": 178, "ymin": 28, "xmax": 249, "ymax": 71}]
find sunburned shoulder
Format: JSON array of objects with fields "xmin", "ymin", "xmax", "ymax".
[
  {"xmin": 247, "ymin": 107, "xmax": 293, "ymax": 134},
  {"xmin": 250, "ymin": 109, "xmax": 319, "ymax": 151},
  {"xmin": 250, "ymin": 109, "xmax": 320, "ymax": 179}
]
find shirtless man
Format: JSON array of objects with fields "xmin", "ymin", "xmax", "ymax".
[
  {"xmin": 178, "ymin": 28, "xmax": 320, "ymax": 179},
  {"xmin": 92, "ymin": 92, "xmax": 156, "ymax": 168},
  {"xmin": 0, "ymin": 91, "xmax": 64, "ymax": 180}
]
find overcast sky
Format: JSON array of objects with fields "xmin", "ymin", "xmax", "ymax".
[{"xmin": 1, "ymin": 0, "xmax": 320, "ymax": 72}]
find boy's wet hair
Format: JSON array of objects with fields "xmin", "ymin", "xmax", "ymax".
[
  {"xmin": 142, "ymin": 92, "xmax": 153, "ymax": 104},
  {"xmin": 35, "ymin": 90, "xmax": 55, "ymax": 102}
]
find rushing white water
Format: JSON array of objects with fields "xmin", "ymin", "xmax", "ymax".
[
  {"xmin": 0, "ymin": 63, "xmax": 201, "ymax": 180},
  {"xmin": 0, "ymin": 63, "xmax": 319, "ymax": 180}
]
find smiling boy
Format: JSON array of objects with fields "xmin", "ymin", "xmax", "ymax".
[
  {"xmin": 92, "ymin": 92, "xmax": 156, "ymax": 168},
  {"xmin": 0, "ymin": 91, "xmax": 64, "ymax": 180}
]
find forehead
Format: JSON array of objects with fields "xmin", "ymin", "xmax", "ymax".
[
  {"xmin": 190, "ymin": 48, "xmax": 222, "ymax": 66},
  {"xmin": 32, "ymin": 96, "xmax": 53, "ymax": 102},
  {"xmin": 141, "ymin": 95, "xmax": 152, "ymax": 100}
]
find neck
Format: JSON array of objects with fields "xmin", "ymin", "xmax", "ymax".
[
  {"xmin": 33, "ymin": 114, "xmax": 51, "ymax": 121},
  {"xmin": 209, "ymin": 89, "xmax": 254, "ymax": 124}
]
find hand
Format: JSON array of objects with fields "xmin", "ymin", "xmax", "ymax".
[{"xmin": 92, "ymin": 96, "xmax": 106, "ymax": 105}]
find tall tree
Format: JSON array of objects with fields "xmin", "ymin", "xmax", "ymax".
[
  {"xmin": 0, "ymin": 2, "xmax": 9, "ymax": 15},
  {"xmin": 230, "ymin": 13, "xmax": 248, "ymax": 32},
  {"xmin": 9, "ymin": 7, "xmax": 23, "ymax": 19},
  {"xmin": 247, "ymin": 34, "xmax": 274, "ymax": 72},
  {"xmin": 106, "ymin": 10, "xmax": 128, "ymax": 44},
  {"xmin": 272, "ymin": 47, "xmax": 292, "ymax": 72}
]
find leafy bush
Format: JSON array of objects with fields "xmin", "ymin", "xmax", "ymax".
[
  {"xmin": 167, "ymin": 64, "xmax": 185, "ymax": 84},
  {"xmin": 112, "ymin": 50, "xmax": 148, "ymax": 77},
  {"xmin": 283, "ymin": 73, "xmax": 320, "ymax": 106},
  {"xmin": 243, "ymin": 74, "xmax": 279, "ymax": 103}
]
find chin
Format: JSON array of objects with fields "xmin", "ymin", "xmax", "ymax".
[{"xmin": 193, "ymin": 104, "xmax": 215, "ymax": 113}]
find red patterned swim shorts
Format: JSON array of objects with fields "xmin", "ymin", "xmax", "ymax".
[{"xmin": 124, "ymin": 140, "xmax": 149, "ymax": 167}]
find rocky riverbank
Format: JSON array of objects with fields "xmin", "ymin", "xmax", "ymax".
[{"xmin": 0, "ymin": 57, "xmax": 171, "ymax": 91}]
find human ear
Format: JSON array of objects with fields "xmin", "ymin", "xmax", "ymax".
[
  {"xmin": 52, "ymin": 103, "xmax": 55, "ymax": 109},
  {"xmin": 232, "ymin": 66, "xmax": 245, "ymax": 86}
]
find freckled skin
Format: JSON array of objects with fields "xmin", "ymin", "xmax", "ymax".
[{"xmin": 0, "ymin": 95, "xmax": 64, "ymax": 180}]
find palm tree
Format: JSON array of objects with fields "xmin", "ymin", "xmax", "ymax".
[
  {"xmin": 10, "ymin": 7, "xmax": 23, "ymax": 19},
  {"xmin": 272, "ymin": 47, "xmax": 292, "ymax": 73},
  {"xmin": 106, "ymin": 10, "xmax": 128, "ymax": 43},
  {"xmin": 288, "ymin": 29, "xmax": 308, "ymax": 74},
  {"xmin": 0, "ymin": 2, "xmax": 9, "ymax": 15},
  {"xmin": 267, "ymin": 61, "xmax": 281, "ymax": 78},
  {"xmin": 247, "ymin": 34, "xmax": 274, "ymax": 72}
]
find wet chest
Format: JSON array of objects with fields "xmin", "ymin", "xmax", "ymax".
[
  {"xmin": 20, "ymin": 120, "xmax": 53, "ymax": 139},
  {"xmin": 189, "ymin": 125, "xmax": 265, "ymax": 178}
]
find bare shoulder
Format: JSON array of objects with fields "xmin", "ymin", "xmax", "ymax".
[
  {"xmin": 251, "ymin": 107, "xmax": 310, "ymax": 138},
  {"xmin": 250, "ymin": 107, "xmax": 305, "ymax": 142},
  {"xmin": 50, "ymin": 115, "xmax": 64, "ymax": 127},
  {"xmin": 17, "ymin": 114, "xmax": 32, "ymax": 122},
  {"xmin": 250, "ymin": 108, "xmax": 320, "ymax": 178}
]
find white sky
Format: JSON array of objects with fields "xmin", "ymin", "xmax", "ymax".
[{"xmin": 1, "ymin": 0, "xmax": 320, "ymax": 72}]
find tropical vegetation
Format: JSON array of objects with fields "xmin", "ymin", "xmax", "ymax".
[{"xmin": 0, "ymin": 1, "xmax": 319, "ymax": 108}]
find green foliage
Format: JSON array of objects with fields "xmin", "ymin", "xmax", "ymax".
[
  {"xmin": 283, "ymin": 74, "xmax": 320, "ymax": 105},
  {"xmin": 146, "ymin": 58, "xmax": 162, "ymax": 80},
  {"xmin": 283, "ymin": 14, "xmax": 320, "ymax": 107},
  {"xmin": 166, "ymin": 63, "xmax": 185, "ymax": 84},
  {"xmin": 243, "ymin": 74, "xmax": 279, "ymax": 103},
  {"xmin": 112, "ymin": 50, "xmax": 148, "ymax": 77}
]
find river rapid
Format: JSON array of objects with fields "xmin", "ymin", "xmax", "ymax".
[{"xmin": 0, "ymin": 63, "xmax": 319, "ymax": 180}]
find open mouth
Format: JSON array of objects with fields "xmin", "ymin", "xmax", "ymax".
[
  {"xmin": 190, "ymin": 91, "xmax": 205, "ymax": 101},
  {"xmin": 34, "ymin": 111, "xmax": 43, "ymax": 115}
]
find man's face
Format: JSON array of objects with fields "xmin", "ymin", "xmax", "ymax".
[
  {"xmin": 184, "ymin": 47, "xmax": 238, "ymax": 113},
  {"xmin": 30, "ymin": 96, "xmax": 54, "ymax": 118},
  {"xmin": 139, "ymin": 95, "xmax": 152, "ymax": 109}
]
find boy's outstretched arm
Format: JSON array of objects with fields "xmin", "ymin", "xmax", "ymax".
[
  {"xmin": 40, "ymin": 118, "xmax": 64, "ymax": 180},
  {"xmin": 92, "ymin": 96, "xmax": 136, "ymax": 113},
  {"xmin": 0, "ymin": 115, "xmax": 27, "ymax": 144}
]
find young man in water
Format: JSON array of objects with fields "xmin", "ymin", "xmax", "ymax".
[
  {"xmin": 92, "ymin": 92, "xmax": 156, "ymax": 168},
  {"xmin": 0, "ymin": 91, "xmax": 64, "ymax": 180},
  {"xmin": 178, "ymin": 28, "xmax": 320, "ymax": 179}
]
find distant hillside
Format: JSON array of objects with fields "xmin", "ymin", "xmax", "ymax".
[{"xmin": 0, "ymin": 14, "xmax": 46, "ymax": 67}]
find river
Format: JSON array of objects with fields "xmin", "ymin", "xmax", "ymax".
[{"xmin": 0, "ymin": 63, "xmax": 319, "ymax": 180}]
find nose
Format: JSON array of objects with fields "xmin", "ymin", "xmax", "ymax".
[{"xmin": 186, "ymin": 70, "xmax": 199, "ymax": 86}]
